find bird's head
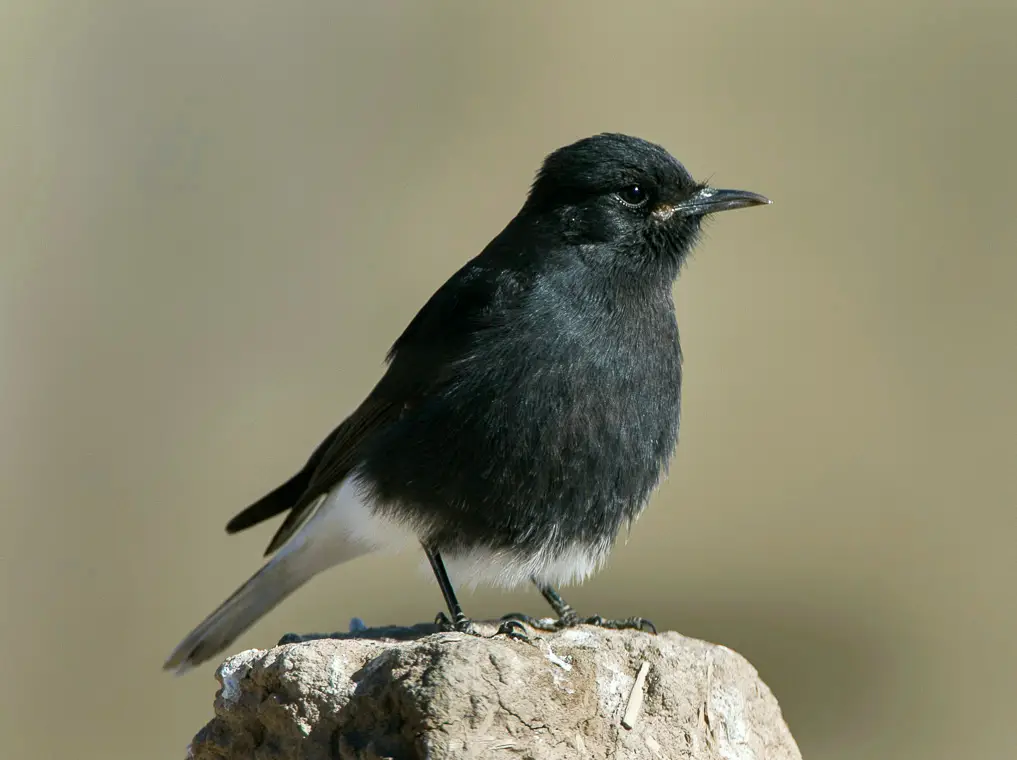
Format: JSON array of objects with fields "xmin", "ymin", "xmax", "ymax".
[{"xmin": 523, "ymin": 133, "xmax": 769, "ymax": 278}]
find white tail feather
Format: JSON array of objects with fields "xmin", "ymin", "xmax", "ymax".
[{"xmin": 164, "ymin": 474, "xmax": 417, "ymax": 673}]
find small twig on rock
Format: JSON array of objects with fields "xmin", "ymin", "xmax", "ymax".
[{"xmin": 621, "ymin": 661, "xmax": 651, "ymax": 730}]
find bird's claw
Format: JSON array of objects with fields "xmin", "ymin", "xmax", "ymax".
[
  {"xmin": 434, "ymin": 611, "xmax": 453, "ymax": 631},
  {"xmin": 494, "ymin": 618, "xmax": 532, "ymax": 642},
  {"xmin": 500, "ymin": 611, "xmax": 656, "ymax": 634},
  {"xmin": 580, "ymin": 615, "xmax": 657, "ymax": 634},
  {"xmin": 500, "ymin": 612, "xmax": 559, "ymax": 632},
  {"xmin": 434, "ymin": 611, "xmax": 529, "ymax": 640},
  {"xmin": 433, "ymin": 611, "xmax": 478, "ymax": 635}
]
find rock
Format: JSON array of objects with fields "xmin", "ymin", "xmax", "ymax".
[{"xmin": 185, "ymin": 621, "xmax": 801, "ymax": 760}]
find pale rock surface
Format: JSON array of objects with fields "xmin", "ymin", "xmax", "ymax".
[{"xmin": 185, "ymin": 621, "xmax": 801, "ymax": 760}]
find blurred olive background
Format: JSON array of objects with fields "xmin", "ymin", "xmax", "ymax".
[{"xmin": 2, "ymin": 2, "xmax": 1015, "ymax": 758}]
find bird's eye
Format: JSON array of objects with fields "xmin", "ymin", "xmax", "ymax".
[{"xmin": 616, "ymin": 185, "xmax": 649, "ymax": 208}]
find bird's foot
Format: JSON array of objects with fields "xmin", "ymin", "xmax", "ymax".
[
  {"xmin": 579, "ymin": 614, "xmax": 657, "ymax": 633},
  {"xmin": 499, "ymin": 612, "xmax": 561, "ymax": 632},
  {"xmin": 501, "ymin": 611, "xmax": 656, "ymax": 634},
  {"xmin": 434, "ymin": 612, "xmax": 531, "ymax": 642},
  {"xmin": 434, "ymin": 611, "xmax": 477, "ymax": 635},
  {"xmin": 493, "ymin": 618, "xmax": 531, "ymax": 642}
]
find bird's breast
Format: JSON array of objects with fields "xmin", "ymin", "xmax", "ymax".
[
  {"xmin": 450, "ymin": 295, "xmax": 683, "ymax": 545},
  {"xmin": 359, "ymin": 288, "xmax": 683, "ymax": 560}
]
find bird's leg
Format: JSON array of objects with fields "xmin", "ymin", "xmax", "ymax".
[
  {"xmin": 502, "ymin": 581, "xmax": 657, "ymax": 634},
  {"xmin": 424, "ymin": 545, "xmax": 528, "ymax": 640},
  {"xmin": 425, "ymin": 545, "xmax": 476, "ymax": 633}
]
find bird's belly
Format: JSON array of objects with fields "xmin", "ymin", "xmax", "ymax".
[
  {"xmin": 441, "ymin": 535, "xmax": 613, "ymax": 591},
  {"xmin": 306, "ymin": 468, "xmax": 617, "ymax": 591}
]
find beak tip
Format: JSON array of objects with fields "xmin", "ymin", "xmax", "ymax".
[{"xmin": 676, "ymin": 187, "xmax": 772, "ymax": 215}]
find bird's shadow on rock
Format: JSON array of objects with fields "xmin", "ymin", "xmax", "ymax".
[{"xmin": 278, "ymin": 620, "xmax": 445, "ymax": 646}]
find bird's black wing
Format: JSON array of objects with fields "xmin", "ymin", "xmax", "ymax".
[
  {"xmin": 225, "ymin": 394, "xmax": 402, "ymax": 555},
  {"xmin": 224, "ymin": 252, "xmax": 521, "ymax": 557},
  {"xmin": 224, "ymin": 426, "xmax": 342, "ymax": 536}
]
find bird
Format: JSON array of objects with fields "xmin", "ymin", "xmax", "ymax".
[{"xmin": 163, "ymin": 133, "xmax": 770, "ymax": 673}]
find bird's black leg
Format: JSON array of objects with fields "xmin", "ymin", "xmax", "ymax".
[
  {"xmin": 424, "ymin": 545, "xmax": 528, "ymax": 640},
  {"xmin": 537, "ymin": 584, "xmax": 581, "ymax": 626},
  {"xmin": 425, "ymin": 545, "xmax": 476, "ymax": 634},
  {"xmin": 502, "ymin": 580, "xmax": 657, "ymax": 634}
]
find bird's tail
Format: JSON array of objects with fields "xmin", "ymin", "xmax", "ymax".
[
  {"xmin": 163, "ymin": 518, "xmax": 373, "ymax": 675},
  {"xmin": 165, "ymin": 478, "xmax": 400, "ymax": 674},
  {"xmin": 162, "ymin": 548, "xmax": 315, "ymax": 674}
]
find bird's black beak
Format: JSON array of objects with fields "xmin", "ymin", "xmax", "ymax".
[{"xmin": 672, "ymin": 187, "xmax": 771, "ymax": 216}]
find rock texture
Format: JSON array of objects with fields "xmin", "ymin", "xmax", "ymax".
[{"xmin": 186, "ymin": 621, "xmax": 801, "ymax": 760}]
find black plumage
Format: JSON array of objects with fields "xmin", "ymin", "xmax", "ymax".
[{"xmin": 165, "ymin": 133, "xmax": 769, "ymax": 673}]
